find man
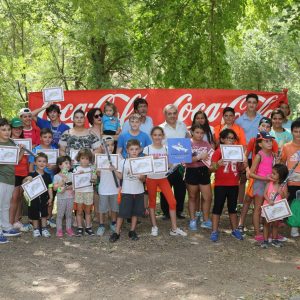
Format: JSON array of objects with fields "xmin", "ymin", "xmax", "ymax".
[
  {"xmin": 122, "ymin": 98, "xmax": 153, "ymax": 136},
  {"xmin": 160, "ymin": 104, "xmax": 189, "ymax": 219}
]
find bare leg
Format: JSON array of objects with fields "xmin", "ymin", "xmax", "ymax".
[
  {"xmin": 149, "ymin": 208, "xmax": 157, "ymax": 227},
  {"xmin": 169, "ymin": 210, "xmax": 177, "ymax": 231},
  {"xmin": 272, "ymin": 221, "xmax": 279, "ymax": 239},
  {"xmin": 187, "ymin": 184, "xmax": 198, "ymax": 220},
  {"xmin": 263, "ymin": 220, "xmax": 269, "ymax": 241},
  {"xmin": 41, "ymin": 217, "xmax": 47, "ymax": 228},
  {"xmin": 229, "ymin": 213, "xmax": 238, "ymax": 230},
  {"xmin": 200, "ymin": 184, "xmax": 212, "ymax": 222},
  {"xmin": 9, "ymin": 186, "xmax": 20, "ymax": 224},
  {"xmin": 130, "ymin": 216, "xmax": 137, "ymax": 231},
  {"xmin": 115, "ymin": 217, "xmax": 123, "ymax": 234},
  {"xmin": 238, "ymin": 196, "xmax": 252, "ymax": 227},
  {"xmin": 93, "ymin": 192, "xmax": 100, "ymax": 223},
  {"xmin": 212, "ymin": 214, "xmax": 220, "ymax": 232},
  {"xmin": 111, "ymin": 211, "xmax": 117, "ymax": 223},
  {"xmin": 253, "ymin": 196, "xmax": 263, "ymax": 236},
  {"xmin": 84, "ymin": 205, "xmax": 92, "ymax": 228},
  {"xmin": 238, "ymin": 182, "xmax": 246, "ymax": 204},
  {"xmin": 76, "ymin": 204, "xmax": 83, "ymax": 228},
  {"xmin": 32, "ymin": 220, "xmax": 39, "ymax": 229}
]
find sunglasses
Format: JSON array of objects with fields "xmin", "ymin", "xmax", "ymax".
[{"xmin": 94, "ymin": 114, "xmax": 102, "ymax": 119}]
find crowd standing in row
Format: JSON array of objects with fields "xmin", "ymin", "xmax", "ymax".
[{"xmin": 0, "ymin": 95, "xmax": 299, "ymax": 248}]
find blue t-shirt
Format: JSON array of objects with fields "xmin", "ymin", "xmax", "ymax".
[
  {"xmin": 117, "ymin": 131, "xmax": 152, "ymax": 158},
  {"xmin": 102, "ymin": 115, "xmax": 120, "ymax": 132},
  {"xmin": 37, "ymin": 117, "xmax": 69, "ymax": 149}
]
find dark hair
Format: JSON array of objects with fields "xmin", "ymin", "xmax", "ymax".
[
  {"xmin": 150, "ymin": 126, "xmax": 164, "ymax": 136},
  {"xmin": 40, "ymin": 128, "xmax": 53, "ymax": 137},
  {"xmin": 11, "ymin": 126, "xmax": 24, "ymax": 138},
  {"xmin": 291, "ymin": 118, "xmax": 300, "ymax": 131},
  {"xmin": 34, "ymin": 152, "xmax": 48, "ymax": 162},
  {"xmin": 46, "ymin": 104, "xmax": 60, "ymax": 115},
  {"xmin": 104, "ymin": 101, "xmax": 117, "ymax": 116},
  {"xmin": 272, "ymin": 164, "xmax": 289, "ymax": 184},
  {"xmin": 55, "ymin": 155, "xmax": 72, "ymax": 174},
  {"xmin": 73, "ymin": 109, "xmax": 85, "ymax": 127},
  {"xmin": 219, "ymin": 129, "xmax": 238, "ymax": 144},
  {"xmin": 133, "ymin": 98, "xmax": 148, "ymax": 111},
  {"xmin": 190, "ymin": 123, "xmax": 205, "ymax": 133},
  {"xmin": 246, "ymin": 93, "xmax": 258, "ymax": 102},
  {"xmin": 279, "ymin": 101, "xmax": 290, "ymax": 116},
  {"xmin": 223, "ymin": 107, "xmax": 235, "ymax": 115},
  {"xmin": 270, "ymin": 109, "xmax": 285, "ymax": 120},
  {"xmin": 126, "ymin": 139, "xmax": 141, "ymax": 149},
  {"xmin": 0, "ymin": 118, "xmax": 10, "ymax": 127},
  {"xmin": 192, "ymin": 111, "xmax": 214, "ymax": 144},
  {"xmin": 87, "ymin": 108, "xmax": 103, "ymax": 126},
  {"xmin": 76, "ymin": 148, "xmax": 94, "ymax": 163}
]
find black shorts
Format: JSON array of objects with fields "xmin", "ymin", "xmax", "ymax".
[
  {"xmin": 184, "ymin": 166, "xmax": 210, "ymax": 185},
  {"xmin": 28, "ymin": 197, "xmax": 49, "ymax": 220},
  {"xmin": 119, "ymin": 193, "xmax": 144, "ymax": 219},
  {"xmin": 15, "ymin": 175, "xmax": 27, "ymax": 187},
  {"xmin": 212, "ymin": 186, "xmax": 239, "ymax": 215}
]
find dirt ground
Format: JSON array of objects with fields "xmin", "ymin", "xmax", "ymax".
[{"xmin": 0, "ymin": 212, "xmax": 300, "ymax": 300}]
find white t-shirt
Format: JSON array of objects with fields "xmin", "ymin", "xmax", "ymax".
[
  {"xmin": 117, "ymin": 159, "xmax": 144, "ymax": 194},
  {"xmin": 143, "ymin": 145, "xmax": 168, "ymax": 179},
  {"xmin": 73, "ymin": 165, "xmax": 94, "ymax": 193},
  {"xmin": 160, "ymin": 121, "xmax": 188, "ymax": 139},
  {"xmin": 53, "ymin": 173, "xmax": 74, "ymax": 199},
  {"xmin": 98, "ymin": 169, "xmax": 120, "ymax": 195}
]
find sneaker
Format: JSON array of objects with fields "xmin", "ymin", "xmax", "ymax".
[
  {"xmin": 128, "ymin": 230, "xmax": 139, "ymax": 241},
  {"xmin": 259, "ymin": 224, "xmax": 263, "ymax": 232},
  {"xmin": 277, "ymin": 235, "xmax": 288, "ymax": 242},
  {"xmin": 151, "ymin": 226, "xmax": 158, "ymax": 237},
  {"xmin": 261, "ymin": 240, "xmax": 269, "ymax": 249},
  {"xmin": 13, "ymin": 221, "xmax": 23, "ymax": 229},
  {"xmin": 291, "ymin": 227, "xmax": 300, "ymax": 238},
  {"xmin": 237, "ymin": 225, "xmax": 245, "ymax": 235},
  {"xmin": 231, "ymin": 229, "xmax": 243, "ymax": 240},
  {"xmin": 66, "ymin": 228, "xmax": 75, "ymax": 237},
  {"xmin": 109, "ymin": 232, "xmax": 120, "ymax": 243},
  {"xmin": 96, "ymin": 226, "xmax": 105, "ymax": 236},
  {"xmin": 0, "ymin": 234, "xmax": 8, "ymax": 244},
  {"xmin": 85, "ymin": 227, "xmax": 95, "ymax": 236},
  {"xmin": 170, "ymin": 227, "xmax": 187, "ymax": 236},
  {"xmin": 201, "ymin": 219, "xmax": 212, "ymax": 229},
  {"xmin": 210, "ymin": 231, "xmax": 219, "ymax": 242},
  {"xmin": 195, "ymin": 211, "xmax": 204, "ymax": 223},
  {"xmin": 110, "ymin": 223, "xmax": 116, "ymax": 233},
  {"xmin": 189, "ymin": 219, "xmax": 197, "ymax": 231},
  {"xmin": 33, "ymin": 229, "xmax": 41, "ymax": 238},
  {"xmin": 76, "ymin": 228, "xmax": 84, "ymax": 237},
  {"xmin": 56, "ymin": 229, "xmax": 63, "ymax": 238},
  {"xmin": 254, "ymin": 234, "xmax": 264, "ymax": 242},
  {"xmin": 176, "ymin": 213, "xmax": 186, "ymax": 219},
  {"xmin": 20, "ymin": 223, "xmax": 33, "ymax": 232},
  {"xmin": 47, "ymin": 218, "xmax": 56, "ymax": 228},
  {"xmin": 3, "ymin": 229, "xmax": 21, "ymax": 237},
  {"xmin": 42, "ymin": 228, "xmax": 51, "ymax": 238},
  {"xmin": 271, "ymin": 239, "xmax": 283, "ymax": 248}
]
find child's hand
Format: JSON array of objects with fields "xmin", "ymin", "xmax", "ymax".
[
  {"xmin": 266, "ymin": 174, "xmax": 274, "ymax": 181},
  {"xmin": 197, "ymin": 152, "xmax": 208, "ymax": 160},
  {"xmin": 47, "ymin": 198, "xmax": 53, "ymax": 205},
  {"xmin": 269, "ymin": 199, "xmax": 275, "ymax": 206},
  {"xmin": 138, "ymin": 175, "xmax": 146, "ymax": 182},
  {"xmin": 217, "ymin": 159, "xmax": 224, "ymax": 166},
  {"xmin": 109, "ymin": 165, "xmax": 117, "ymax": 172},
  {"xmin": 23, "ymin": 176, "xmax": 33, "ymax": 183}
]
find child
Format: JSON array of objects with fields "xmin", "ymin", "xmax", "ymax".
[
  {"xmin": 73, "ymin": 148, "xmax": 96, "ymax": 236},
  {"xmin": 0, "ymin": 118, "xmax": 23, "ymax": 243},
  {"xmin": 261, "ymin": 164, "xmax": 288, "ymax": 248},
  {"xmin": 210, "ymin": 129, "xmax": 244, "ymax": 242},
  {"xmin": 117, "ymin": 113, "xmax": 152, "ymax": 158},
  {"xmin": 143, "ymin": 127, "xmax": 187, "ymax": 237},
  {"xmin": 53, "ymin": 156, "xmax": 74, "ymax": 237},
  {"xmin": 102, "ymin": 101, "xmax": 121, "ymax": 136},
  {"xmin": 249, "ymin": 131, "xmax": 275, "ymax": 241},
  {"xmin": 109, "ymin": 139, "xmax": 145, "ymax": 242},
  {"xmin": 185, "ymin": 124, "xmax": 213, "ymax": 230},
  {"xmin": 23, "ymin": 152, "xmax": 53, "ymax": 238},
  {"xmin": 281, "ymin": 118, "xmax": 300, "ymax": 237},
  {"xmin": 96, "ymin": 136, "xmax": 120, "ymax": 236}
]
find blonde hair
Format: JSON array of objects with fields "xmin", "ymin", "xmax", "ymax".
[{"xmin": 128, "ymin": 113, "xmax": 142, "ymax": 121}]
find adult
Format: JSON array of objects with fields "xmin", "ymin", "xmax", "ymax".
[
  {"xmin": 279, "ymin": 101, "xmax": 293, "ymax": 131},
  {"xmin": 160, "ymin": 104, "xmax": 189, "ymax": 219},
  {"xmin": 87, "ymin": 108, "xmax": 103, "ymax": 139},
  {"xmin": 122, "ymin": 98, "xmax": 153, "ymax": 136},
  {"xmin": 31, "ymin": 102, "xmax": 69, "ymax": 148}
]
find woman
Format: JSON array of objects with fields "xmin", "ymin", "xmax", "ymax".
[
  {"xmin": 279, "ymin": 101, "xmax": 292, "ymax": 131},
  {"xmin": 87, "ymin": 108, "xmax": 103, "ymax": 140}
]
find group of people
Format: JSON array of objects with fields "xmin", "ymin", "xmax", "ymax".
[{"xmin": 0, "ymin": 94, "xmax": 299, "ymax": 248}]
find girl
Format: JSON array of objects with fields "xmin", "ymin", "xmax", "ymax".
[
  {"xmin": 261, "ymin": 164, "xmax": 288, "ymax": 248},
  {"xmin": 250, "ymin": 131, "xmax": 275, "ymax": 241},
  {"xmin": 102, "ymin": 101, "xmax": 121, "ymax": 136},
  {"xmin": 143, "ymin": 127, "xmax": 187, "ymax": 237},
  {"xmin": 279, "ymin": 101, "xmax": 292, "ymax": 131},
  {"xmin": 210, "ymin": 129, "xmax": 243, "ymax": 242},
  {"xmin": 185, "ymin": 124, "xmax": 213, "ymax": 231},
  {"xmin": 73, "ymin": 148, "xmax": 97, "ymax": 236},
  {"xmin": 53, "ymin": 156, "xmax": 74, "ymax": 237}
]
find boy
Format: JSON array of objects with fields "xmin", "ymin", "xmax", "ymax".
[
  {"xmin": 24, "ymin": 153, "xmax": 53, "ymax": 237},
  {"xmin": 0, "ymin": 118, "xmax": 23, "ymax": 243},
  {"xmin": 19, "ymin": 108, "xmax": 40, "ymax": 147},
  {"xmin": 117, "ymin": 113, "xmax": 152, "ymax": 158},
  {"xmin": 281, "ymin": 118, "xmax": 300, "ymax": 237},
  {"xmin": 109, "ymin": 139, "xmax": 145, "ymax": 242}
]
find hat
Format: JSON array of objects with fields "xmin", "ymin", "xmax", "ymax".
[
  {"xmin": 10, "ymin": 117, "xmax": 23, "ymax": 128},
  {"xmin": 103, "ymin": 136, "xmax": 114, "ymax": 142},
  {"xmin": 259, "ymin": 117, "xmax": 271, "ymax": 126},
  {"xmin": 18, "ymin": 108, "xmax": 32, "ymax": 117},
  {"xmin": 256, "ymin": 131, "xmax": 275, "ymax": 140}
]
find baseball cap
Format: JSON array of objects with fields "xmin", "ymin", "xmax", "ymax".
[
  {"xmin": 256, "ymin": 131, "xmax": 275, "ymax": 140},
  {"xmin": 10, "ymin": 117, "xmax": 23, "ymax": 128},
  {"xmin": 259, "ymin": 117, "xmax": 271, "ymax": 126},
  {"xmin": 18, "ymin": 108, "xmax": 32, "ymax": 117}
]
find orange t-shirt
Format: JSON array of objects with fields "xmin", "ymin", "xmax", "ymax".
[{"xmin": 214, "ymin": 123, "xmax": 246, "ymax": 146}]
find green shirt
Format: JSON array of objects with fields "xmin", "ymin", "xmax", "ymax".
[{"xmin": 0, "ymin": 140, "xmax": 16, "ymax": 185}]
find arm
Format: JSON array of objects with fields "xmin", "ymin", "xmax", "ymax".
[
  {"xmin": 249, "ymin": 154, "xmax": 270, "ymax": 181},
  {"xmin": 29, "ymin": 162, "xmax": 34, "ymax": 173},
  {"xmin": 48, "ymin": 186, "xmax": 53, "ymax": 205},
  {"xmin": 115, "ymin": 170, "xmax": 123, "ymax": 180},
  {"xmin": 263, "ymin": 182, "xmax": 271, "ymax": 204},
  {"xmin": 31, "ymin": 102, "xmax": 53, "ymax": 122}
]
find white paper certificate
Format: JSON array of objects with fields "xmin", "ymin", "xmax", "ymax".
[
  {"xmin": 0, "ymin": 146, "xmax": 20, "ymax": 165},
  {"xmin": 220, "ymin": 145, "xmax": 244, "ymax": 162},
  {"xmin": 22, "ymin": 175, "xmax": 47, "ymax": 201},
  {"xmin": 261, "ymin": 199, "xmax": 292, "ymax": 223},
  {"xmin": 153, "ymin": 156, "xmax": 168, "ymax": 173},
  {"xmin": 12, "ymin": 139, "xmax": 32, "ymax": 156},
  {"xmin": 69, "ymin": 149, "xmax": 79, "ymax": 162},
  {"xmin": 95, "ymin": 154, "xmax": 118, "ymax": 170},
  {"xmin": 72, "ymin": 172, "xmax": 93, "ymax": 190},
  {"xmin": 129, "ymin": 156, "xmax": 154, "ymax": 175},
  {"xmin": 202, "ymin": 148, "xmax": 215, "ymax": 168},
  {"xmin": 42, "ymin": 87, "xmax": 64, "ymax": 103},
  {"xmin": 37, "ymin": 149, "xmax": 59, "ymax": 165}
]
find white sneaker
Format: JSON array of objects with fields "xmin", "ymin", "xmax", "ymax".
[
  {"xmin": 13, "ymin": 221, "xmax": 23, "ymax": 229},
  {"xmin": 291, "ymin": 227, "xmax": 300, "ymax": 238},
  {"xmin": 170, "ymin": 227, "xmax": 187, "ymax": 236},
  {"xmin": 33, "ymin": 229, "xmax": 41, "ymax": 238},
  {"xmin": 42, "ymin": 229, "xmax": 51, "ymax": 238},
  {"xmin": 151, "ymin": 226, "xmax": 158, "ymax": 237}
]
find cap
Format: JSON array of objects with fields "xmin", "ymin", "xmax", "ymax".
[
  {"xmin": 18, "ymin": 108, "xmax": 32, "ymax": 117},
  {"xmin": 256, "ymin": 131, "xmax": 275, "ymax": 140},
  {"xmin": 10, "ymin": 117, "xmax": 23, "ymax": 128},
  {"xmin": 103, "ymin": 136, "xmax": 114, "ymax": 142},
  {"xmin": 259, "ymin": 117, "xmax": 271, "ymax": 126}
]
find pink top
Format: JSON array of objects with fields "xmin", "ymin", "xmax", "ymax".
[
  {"xmin": 263, "ymin": 181, "xmax": 282, "ymax": 206},
  {"xmin": 256, "ymin": 150, "xmax": 273, "ymax": 177},
  {"xmin": 185, "ymin": 139, "xmax": 213, "ymax": 168}
]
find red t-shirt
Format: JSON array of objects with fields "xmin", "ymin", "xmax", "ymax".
[
  {"xmin": 23, "ymin": 122, "xmax": 40, "ymax": 146},
  {"xmin": 212, "ymin": 148, "xmax": 239, "ymax": 186},
  {"xmin": 185, "ymin": 139, "xmax": 213, "ymax": 168},
  {"xmin": 15, "ymin": 155, "xmax": 29, "ymax": 177}
]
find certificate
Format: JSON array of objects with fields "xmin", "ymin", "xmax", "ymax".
[
  {"xmin": 22, "ymin": 175, "xmax": 47, "ymax": 201},
  {"xmin": 129, "ymin": 156, "xmax": 154, "ymax": 175},
  {"xmin": 72, "ymin": 172, "xmax": 93, "ymax": 190},
  {"xmin": 12, "ymin": 139, "xmax": 32, "ymax": 156},
  {"xmin": 220, "ymin": 145, "xmax": 244, "ymax": 162},
  {"xmin": 95, "ymin": 154, "xmax": 118, "ymax": 170},
  {"xmin": 153, "ymin": 156, "xmax": 168, "ymax": 173},
  {"xmin": 42, "ymin": 87, "xmax": 64, "ymax": 103},
  {"xmin": 69, "ymin": 149, "xmax": 79, "ymax": 162},
  {"xmin": 202, "ymin": 148, "xmax": 214, "ymax": 168},
  {"xmin": 37, "ymin": 149, "xmax": 59, "ymax": 165},
  {"xmin": 261, "ymin": 199, "xmax": 292, "ymax": 223},
  {"xmin": 0, "ymin": 146, "xmax": 20, "ymax": 165}
]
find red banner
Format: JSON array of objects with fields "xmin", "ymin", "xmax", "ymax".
[{"xmin": 28, "ymin": 88, "xmax": 288, "ymax": 127}]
